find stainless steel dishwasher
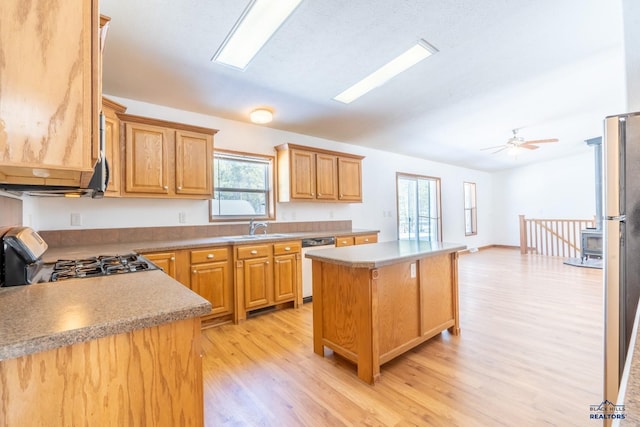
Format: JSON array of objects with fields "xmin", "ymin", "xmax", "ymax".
[{"xmin": 301, "ymin": 236, "xmax": 336, "ymax": 301}]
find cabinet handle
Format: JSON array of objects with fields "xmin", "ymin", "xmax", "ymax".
[
  {"xmin": 207, "ymin": 254, "xmax": 214, "ymax": 259},
  {"xmin": 265, "ymin": 261, "xmax": 269, "ymax": 265},
  {"xmin": 318, "ymin": 193, "xmax": 322, "ymax": 196},
  {"xmin": 177, "ymin": 186, "xmax": 182, "ymax": 190},
  {"xmin": 284, "ymin": 246, "xmax": 291, "ymax": 251},
  {"xmin": 170, "ymin": 257, "xmax": 175, "ymax": 261},
  {"xmin": 340, "ymin": 194, "xmax": 343, "ymax": 198},
  {"xmin": 341, "ymin": 240, "xmax": 347, "ymax": 244},
  {"xmin": 192, "ymin": 270, "xmax": 196, "ymax": 274},
  {"xmin": 163, "ymin": 185, "xmax": 168, "ymax": 190},
  {"xmin": 364, "ymin": 239, "xmax": 369, "ymax": 242},
  {"xmin": 311, "ymin": 193, "xmax": 315, "ymax": 196},
  {"xmin": 250, "ymin": 250, "xmax": 258, "ymax": 255}
]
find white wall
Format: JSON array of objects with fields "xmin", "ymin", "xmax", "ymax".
[
  {"xmin": 624, "ymin": 0, "xmax": 640, "ymax": 111},
  {"xmin": 25, "ymin": 97, "xmax": 494, "ymax": 248},
  {"xmin": 491, "ymin": 149, "xmax": 596, "ymax": 246}
]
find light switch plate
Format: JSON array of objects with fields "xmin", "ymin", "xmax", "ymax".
[{"xmin": 410, "ymin": 262, "xmax": 416, "ymax": 278}]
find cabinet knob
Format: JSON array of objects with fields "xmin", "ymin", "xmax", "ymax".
[
  {"xmin": 265, "ymin": 261, "xmax": 269, "ymax": 265},
  {"xmin": 250, "ymin": 250, "xmax": 258, "ymax": 255},
  {"xmin": 311, "ymin": 193, "xmax": 315, "ymax": 196},
  {"xmin": 318, "ymin": 193, "xmax": 322, "ymax": 196},
  {"xmin": 170, "ymin": 257, "xmax": 175, "ymax": 261},
  {"xmin": 341, "ymin": 241, "xmax": 347, "ymax": 244},
  {"xmin": 340, "ymin": 194, "xmax": 343, "ymax": 198},
  {"xmin": 163, "ymin": 185, "xmax": 169, "ymax": 190},
  {"xmin": 207, "ymin": 254, "xmax": 214, "ymax": 259},
  {"xmin": 192, "ymin": 270, "xmax": 196, "ymax": 274},
  {"xmin": 284, "ymin": 246, "xmax": 291, "ymax": 251},
  {"xmin": 177, "ymin": 186, "xmax": 182, "ymax": 190},
  {"xmin": 364, "ymin": 239, "xmax": 369, "ymax": 242}
]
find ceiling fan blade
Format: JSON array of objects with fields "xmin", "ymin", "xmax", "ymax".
[
  {"xmin": 522, "ymin": 138, "xmax": 559, "ymax": 145},
  {"xmin": 480, "ymin": 144, "xmax": 507, "ymax": 151},
  {"xmin": 491, "ymin": 146, "xmax": 509, "ymax": 154},
  {"xmin": 519, "ymin": 144, "xmax": 539, "ymax": 150}
]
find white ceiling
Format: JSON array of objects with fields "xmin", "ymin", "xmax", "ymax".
[{"xmin": 100, "ymin": 0, "xmax": 627, "ymax": 171}]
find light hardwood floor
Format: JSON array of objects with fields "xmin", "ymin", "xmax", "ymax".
[{"xmin": 201, "ymin": 248, "xmax": 603, "ymax": 426}]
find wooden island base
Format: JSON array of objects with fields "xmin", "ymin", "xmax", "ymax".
[{"xmin": 309, "ymin": 243, "xmax": 462, "ymax": 384}]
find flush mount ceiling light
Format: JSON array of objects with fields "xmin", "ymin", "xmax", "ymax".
[
  {"xmin": 333, "ymin": 39, "xmax": 438, "ymax": 104},
  {"xmin": 250, "ymin": 108, "xmax": 273, "ymax": 124},
  {"xmin": 212, "ymin": 0, "xmax": 303, "ymax": 70}
]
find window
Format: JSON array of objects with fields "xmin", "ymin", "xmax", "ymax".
[
  {"xmin": 396, "ymin": 173, "xmax": 441, "ymax": 241},
  {"xmin": 463, "ymin": 182, "xmax": 477, "ymax": 236},
  {"xmin": 210, "ymin": 150, "xmax": 275, "ymax": 221}
]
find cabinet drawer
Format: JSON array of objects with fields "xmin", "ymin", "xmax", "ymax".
[
  {"xmin": 335, "ymin": 236, "xmax": 355, "ymax": 247},
  {"xmin": 273, "ymin": 241, "xmax": 301, "ymax": 255},
  {"xmin": 191, "ymin": 247, "xmax": 229, "ymax": 264},
  {"xmin": 355, "ymin": 234, "xmax": 378, "ymax": 245},
  {"xmin": 236, "ymin": 244, "xmax": 270, "ymax": 260}
]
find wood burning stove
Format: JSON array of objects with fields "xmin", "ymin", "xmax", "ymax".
[{"xmin": 581, "ymin": 228, "xmax": 603, "ymax": 259}]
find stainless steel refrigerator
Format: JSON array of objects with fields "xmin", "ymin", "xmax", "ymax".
[{"xmin": 603, "ymin": 112, "xmax": 640, "ymax": 405}]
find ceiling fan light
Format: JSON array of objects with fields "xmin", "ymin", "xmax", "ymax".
[{"xmin": 250, "ymin": 108, "xmax": 273, "ymax": 124}]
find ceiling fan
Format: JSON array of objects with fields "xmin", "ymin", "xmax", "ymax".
[{"xmin": 481, "ymin": 129, "xmax": 559, "ymax": 154}]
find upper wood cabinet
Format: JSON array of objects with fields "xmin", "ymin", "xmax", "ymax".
[
  {"xmin": 102, "ymin": 97, "xmax": 126, "ymax": 196},
  {"xmin": 275, "ymin": 143, "xmax": 364, "ymax": 203},
  {"xmin": 118, "ymin": 114, "xmax": 217, "ymax": 199},
  {"xmin": 0, "ymin": 0, "xmax": 99, "ymax": 186}
]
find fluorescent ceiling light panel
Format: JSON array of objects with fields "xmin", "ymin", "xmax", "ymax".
[
  {"xmin": 212, "ymin": 0, "xmax": 303, "ymax": 70},
  {"xmin": 333, "ymin": 40, "xmax": 438, "ymax": 104}
]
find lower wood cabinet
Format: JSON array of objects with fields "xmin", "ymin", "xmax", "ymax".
[
  {"xmin": 190, "ymin": 247, "xmax": 233, "ymax": 325},
  {"xmin": 336, "ymin": 233, "xmax": 378, "ymax": 247},
  {"xmin": 143, "ymin": 251, "xmax": 176, "ymax": 278},
  {"xmin": 234, "ymin": 240, "xmax": 301, "ymax": 322}
]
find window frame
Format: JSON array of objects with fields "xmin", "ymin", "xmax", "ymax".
[
  {"xmin": 395, "ymin": 172, "xmax": 442, "ymax": 242},
  {"xmin": 463, "ymin": 181, "xmax": 478, "ymax": 236},
  {"xmin": 209, "ymin": 149, "xmax": 276, "ymax": 222}
]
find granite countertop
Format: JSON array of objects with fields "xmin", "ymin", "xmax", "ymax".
[
  {"xmin": 0, "ymin": 270, "xmax": 211, "ymax": 361},
  {"xmin": 42, "ymin": 228, "xmax": 379, "ymax": 262},
  {"xmin": 304, "ymin": 240, "xmax": 466, "ymax": 268}
]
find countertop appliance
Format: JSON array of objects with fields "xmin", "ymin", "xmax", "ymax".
[
  {"xmin": 301, "ymin": 236, "xmax": 336, "ymax": 300},
  {"xmin": 0, "ymin": 226, "xmax": 158, "ymax": 287},
  {"xmin": 603, "ymin": 112, "xmax": 640, "ymax": 409}
]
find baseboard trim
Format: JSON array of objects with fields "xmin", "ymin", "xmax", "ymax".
[{"xmin": 459, "ymin": 244, "xmax": 519, "ymax": 255}]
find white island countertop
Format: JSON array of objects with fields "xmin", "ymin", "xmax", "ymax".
[{"xmin": 304, "ymin": 240, "xmax": 466, "ymax": 268}]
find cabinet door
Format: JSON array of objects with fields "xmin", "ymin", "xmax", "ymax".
[
  {"xmin": 273, "ymin": 254, "xmax": 297, "ymax": 302},
  {"xmin": 143, "ymin": 252, "xmax": 176, "ymax": 279},
  {"xmin": 290, "ymin": 149, "xmax": 316, "ymax": 199},
  {"xmin": 191, "ymin": 261, "xmax": 232, "ymax": 317},
  {"xmin": 315, "ymin": 154, "xmax": 338, "ymax": 200},
  {"xmin": 175, "ymin": 130, "xmax": 212, "ymax": 196},
  {"xmin": 243, "ymin": 257, "xmax": 273, "ymax": 309},
  {"xmin": 124, "ymin": 122, "xmax": 170, "ymax": 194},
  {"xmin": 338, "ymin": 157, "xmax": 362, "ymax": 202},
  {"xmin": 102, "ymin": 100, "xmax": 124, "ymax": 196},
  {"xmin": 0, "ymin": 0, "xmax": 96, "ymax": 172}
]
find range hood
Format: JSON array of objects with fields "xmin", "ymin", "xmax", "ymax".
[{"xmin": 0, "ymin": 114, "xmax": 108, "ymax": 198}]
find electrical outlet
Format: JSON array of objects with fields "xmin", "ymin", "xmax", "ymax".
[
  {"xmin": 70, "ymin": 213, "xmax": 82, "ymax": 226},
  {"xmin": 410, "ymin": 263, "xmax": 416, "ymax": 278},
  {"xmin": 178, "ymin": 212, "xmax": 187, "ymax": 224}
]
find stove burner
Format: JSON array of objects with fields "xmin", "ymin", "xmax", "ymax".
[{"xmin": 48, "ymin": 254, "xmax": 157, "ymax": 282}]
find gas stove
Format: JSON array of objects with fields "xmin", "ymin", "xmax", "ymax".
[
  {"xmin": 46, "ymin": 254, "xmax": 159, "ymax": 282},
  {"xmin": 0, "ymin": 226, "xmax": 160, "ymax": 287}
]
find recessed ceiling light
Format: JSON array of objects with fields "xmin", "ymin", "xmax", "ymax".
[
  {"xmin": 333, "ymin": 39, "xmax": 438, "ymax": 104},
  {"xmin": 212, "ymin": 0, "xmax": 303, "ymax": 70},
  {"xmin": 250, "ymin": 108, "xmax": 273, "ymax": 124}
]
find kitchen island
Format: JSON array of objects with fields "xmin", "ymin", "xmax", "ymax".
[
  {"xmin": 0, "ymin": 270, "xmax": 211, "ymax": 426},
  {"xmin": 305, "ymin": 240, "xmax": 465, "ymax": 384}
]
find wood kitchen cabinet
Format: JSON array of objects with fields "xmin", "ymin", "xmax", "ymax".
[
  {"xmin": 336, "ymin": 233, "xmax": 378, "ymax": 247},
  {"xmin": 143, "ymin": 251, "xmax": 177, "ymax": 278},
  {"xmin": 102, "ymin": 97, "xmax": 127, "ymax": 196},
  {"xmin": 234, "ymin": 240, "xmax": 301, "ymax": 321},
  {"xmin": 0, "ymin": 0, "xmax": 99, "ymax": 187},
  {"xmin": 190, "ymin": 247, "xmax": 233, "ymax": 324},
  {"xmin": 119, "ymin": 114, "xmax": 217, "ymax": 199},
  {"xmin": 276, "ymin": 143, "xmax": 363, "ymax": 203}
]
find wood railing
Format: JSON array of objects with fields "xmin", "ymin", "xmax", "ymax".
[{"xmin": 519, "ymin": 215, "xmax": 595, "ymax": 257}]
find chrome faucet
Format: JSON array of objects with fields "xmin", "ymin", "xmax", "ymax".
[{"xmin": 248, "ymin": 218, "xmax": 268, "ymax": 235}]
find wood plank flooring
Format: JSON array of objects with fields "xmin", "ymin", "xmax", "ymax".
[{"xmin": 201, "ymin": 248, "xmax": 603, "ymax": 426}]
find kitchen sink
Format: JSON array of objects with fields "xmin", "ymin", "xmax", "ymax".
[{"xmin": 220, "ymin": 234, "xmax": 293, "ymax": 241}]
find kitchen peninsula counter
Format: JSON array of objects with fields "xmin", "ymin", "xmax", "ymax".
[
  {"xmin": 0, "ymin": 271, "xmax": 211, "ymax": 425},
  {"xmin": 306, "ymin": 240, "xmax": 465, "ymax": 384}
]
